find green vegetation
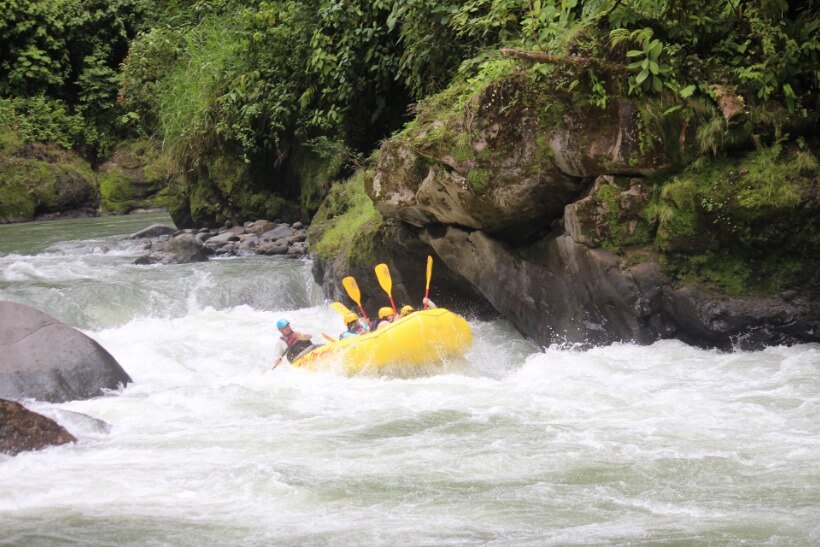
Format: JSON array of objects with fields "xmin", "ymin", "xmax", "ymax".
[
  {"xmin": 0, "ymin": 0, "xmax": 153, "ymax": 161},
  {"xmin": 97, "ymin": 140, "xmax": 178, "ymax": 213},
  {"xmin": 0, "ymin": 145, "xmax": 97, "ymax": 221},
  {"xmin": 1, "ymin": 0, "xmax": 818, "ymax": 301},
  {"xmin": 467, "ymin": 168, "xmax": 491, "ymax": 194},
  {"xmin": 308, "ymin": 169, "xmax": 383, "ymax": 267},
  {"xmin": 653, "ymin": 146, "xmax": 819, "ymax": 295}
]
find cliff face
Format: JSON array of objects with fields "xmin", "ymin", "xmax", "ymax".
[{"xmin": 312, "ymin": 68, "xmax": 818, "ymax": 350}]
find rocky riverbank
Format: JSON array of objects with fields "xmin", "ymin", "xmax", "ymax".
[
  {"xmin": 308, "ymin": 66, "xmax": 819, "ymax": 351},
  {"xmin": 131, "ymin": 219, "xmax": 310, "ymax": 264}
]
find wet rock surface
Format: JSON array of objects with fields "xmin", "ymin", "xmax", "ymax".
[
  {"xmin": 0, "ymin": 398, "xmax": 77, "ymax": 456},
  {"xmin": 131, "ymin": 219, "xmax": 310, "ymax": 264},
  {"xmin": 421, "ymin": 223, "xmax": 819, "ymax": 350},
  {"xmin": 0, "ymin": 301, "xmax": 132, "ymax": 403}
]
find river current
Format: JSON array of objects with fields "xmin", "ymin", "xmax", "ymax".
[{"xmin": 1, "ymin": 213, "xmax": 818, "ymax": 545}]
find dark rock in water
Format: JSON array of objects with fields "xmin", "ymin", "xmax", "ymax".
[
  {"xmin": 261, "ymin": 224, "xmax": 296, "ymax": 241},
  {"xmin": 238, "ymin": 235, "xmax": 259, "ymax": 251},
  {"xmin": 132, "ymin": 255, "xmax": 159, "ymax": 265},
  {"xmin": 128, "ymin": 224, "xmax": 177, "ymax": 239},
  {"xmin": 0, "ymin": 398, "xmax": 77, "ymax": 455},
  {"xmin": 206, "ymin": 231, "xmax": 240, "ymax": 246},
  {"xmin": 422, "ymin": 225, "xmax": 820, "ymax": 350},
  {"xmin": 663, "ymin": 286, "xmax": 819, "ymax": 349},
  {"xmin": 215, "ymin": 242, "xmax": 238, "ymax": 255},
  {"xmin": 256, "ymin": 242, "xmax": 288, "ymax": 255},
  {"xmin": 0, "ymin": 301, "xmax": 132, "ymax": 403},
  {"xmin": 159, "ymin": 234, "xmax": 211, "ymax": 263}
]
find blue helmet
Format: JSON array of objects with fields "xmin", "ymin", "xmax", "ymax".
[{"xmin": 276, "ymin": 319, "xmax": 290, "ymax": 330}]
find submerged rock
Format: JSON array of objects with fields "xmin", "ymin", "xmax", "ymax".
[
  {"xmin": 0, "ymin": 301, "xmax": 132, "ymax": 403},
  {"xmin": 0, "ymin": 398, "xmax": 77, "ymax": 456}
]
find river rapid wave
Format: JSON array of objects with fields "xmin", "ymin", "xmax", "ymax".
[{"xmin": 1, "ymin": 214, "xmax": 818, "ymax": 544}]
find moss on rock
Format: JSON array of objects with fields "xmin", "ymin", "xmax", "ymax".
[
  {"xmin": 308, "ymin": 168, "xmax": 383, "ymax": 267},
  {"xmin": 99, "ymin": 139, "xmax": 181, "ymax": 214},
  {"xmin": 0, "ymin": 139, "xmax": 97, "ymax": 222},
  {"xmin": 653, "ymin": 146, "xmax": 819, "ymax": 295},
  {"xmin": 99, "ymin": 171, "xmax": 135, "ymax": 214}
]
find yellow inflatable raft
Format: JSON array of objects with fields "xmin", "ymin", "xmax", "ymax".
[{"xmin": 292, "ymin": 308, "xmax": 472, "ymax": 373}]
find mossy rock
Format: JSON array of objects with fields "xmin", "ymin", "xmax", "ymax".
[
  {"xmin": 654, "ymin": 146, "xmax": 819, "ymax": 295},
  {"xmin": 0, "ymin": 128, "xmax": 23, "ymax": 156},
  {"xmin": 565, "ymin": 175, "xmax": 655, "ymax": 250},
  {"xmin": 98, "ymin": 140, "xmax": 180, "ymax": 214},
  {"xmin": 371, "ymin": 62, "xmax": 684, "ymax": 237},
  {"xmin": 188, "ymin": 178, "xmax": 223, "ymax": 226},
  {"xmin": 0, "ymin": 143, "xmax": 97, "ymax": 222},
  {"xmin": 309, "ymin": 168, "xmax": 383, "ymax": 266}
]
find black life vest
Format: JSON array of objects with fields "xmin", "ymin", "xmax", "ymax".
[{"xmin": 281, "ymin": 332, "xmax": 313, "ymax": 361}]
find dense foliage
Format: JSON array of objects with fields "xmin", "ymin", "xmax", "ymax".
[
  {"xmin": 1, "ymin": 0, "xmax": 817, "ymax": 226},
  {"xmin": 0, "ymin": 0, "xmax": 156, "ymax": 161}
]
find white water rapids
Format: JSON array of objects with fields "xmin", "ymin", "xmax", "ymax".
[{"xmin": 1, "ymin": 213, "xmax": 818, "ymax": 545}]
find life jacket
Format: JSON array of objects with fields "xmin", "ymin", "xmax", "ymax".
[
  {"xmin": 340, "ymin": 331, "xmax": 358, "ymax": 340},
  {"xmin": 281, "ymin": 332, "xmax": 313, "ymax": 361}
]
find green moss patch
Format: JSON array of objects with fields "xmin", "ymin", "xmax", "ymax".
[
  {"xmin": 308, "ymin": 168, "xmax": 383, "ymax": 266},
  {"xmin": 99, "ymin": 170, "xmax": 135, "ymax": 214},
  {"xmin": 98, "ymin": 139, "xmax": 181, "ymax": 214},
  {"xmin": 654, "ymin": 146, "xmax": 819, "ymax": 295},
  {"xmin": 0, "ymin": 144, "xmax": 97, "ymax": 221},
  {"xmin": 466, "ymin": 168, "xmax": 491, "ymax": 194}
]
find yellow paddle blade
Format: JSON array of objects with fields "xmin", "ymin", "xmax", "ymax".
[
  {"xmin": 342, "ymin": 276, "xmax": 362, "ymax": 305},
  {"xmin": 375, "ymin": 263, "xmax": 392, "ymax": 294},
  {"xmin": 425, "ymin": 255, "xmax": 433, "ymax": 290},
  {"xmin": 322, "ymin": 332, "xmax": 336, "ymax": 343},
  {"xmin": 330, "ymin": 301, "xmax": 351, "ymax": 316}
]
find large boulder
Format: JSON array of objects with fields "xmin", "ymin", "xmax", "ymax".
[
  {"xmin": 422, "ymin": 224, "xmax": 819, "ymax": 350},
  {"xmin": 0, "ymin": 142, "xmax": 98, "ymax": 223},
  {"xmin": 260, "ymin": 224, "xmax": 296, "ymax": 241},
  {"xmin": 367, "ymin": 73, "xmax": 675, "ymax": 237},
  {"xmin": 98, "ymin": 139, "xmax": 180, "ymax": 214},
  {"xmin": 134, "ymin": 233, "xmax": 212, "ymax": 264},
  {"xmin": 0, "ymin": 398, "xmax": 76, "ymax": 455},
  {"xmin": 0, "ymin": 301, "xmax": 132, "ymax": 402}
]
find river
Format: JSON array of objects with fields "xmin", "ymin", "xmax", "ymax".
[{"xmin": 1, "ymin": 213, "xmax": 818, "ymax": 545}]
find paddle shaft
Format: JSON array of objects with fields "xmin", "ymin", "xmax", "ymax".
[{"xmin": 424, "ymin": 256, "xmax": 433, "ymax": 308}]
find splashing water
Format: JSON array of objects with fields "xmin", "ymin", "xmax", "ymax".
[{"xmin": 1, "ymin": 214, "xmax": 818, "ymax": 544}]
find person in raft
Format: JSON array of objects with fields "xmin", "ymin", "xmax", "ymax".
[
  {"xmin": 273, "ymin": 319, "xmax": 315, "ymax": 368},
  {"xmin": 374, "ymin": 306, "xmax": 397, "ymax": 330},
  {"xmin": 339, "ymin": 312, "xmax": 368, "ymax": 339},
  {"xmin": 398, "ymin": 298, "xmax": 437, "ymax": 318}
]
